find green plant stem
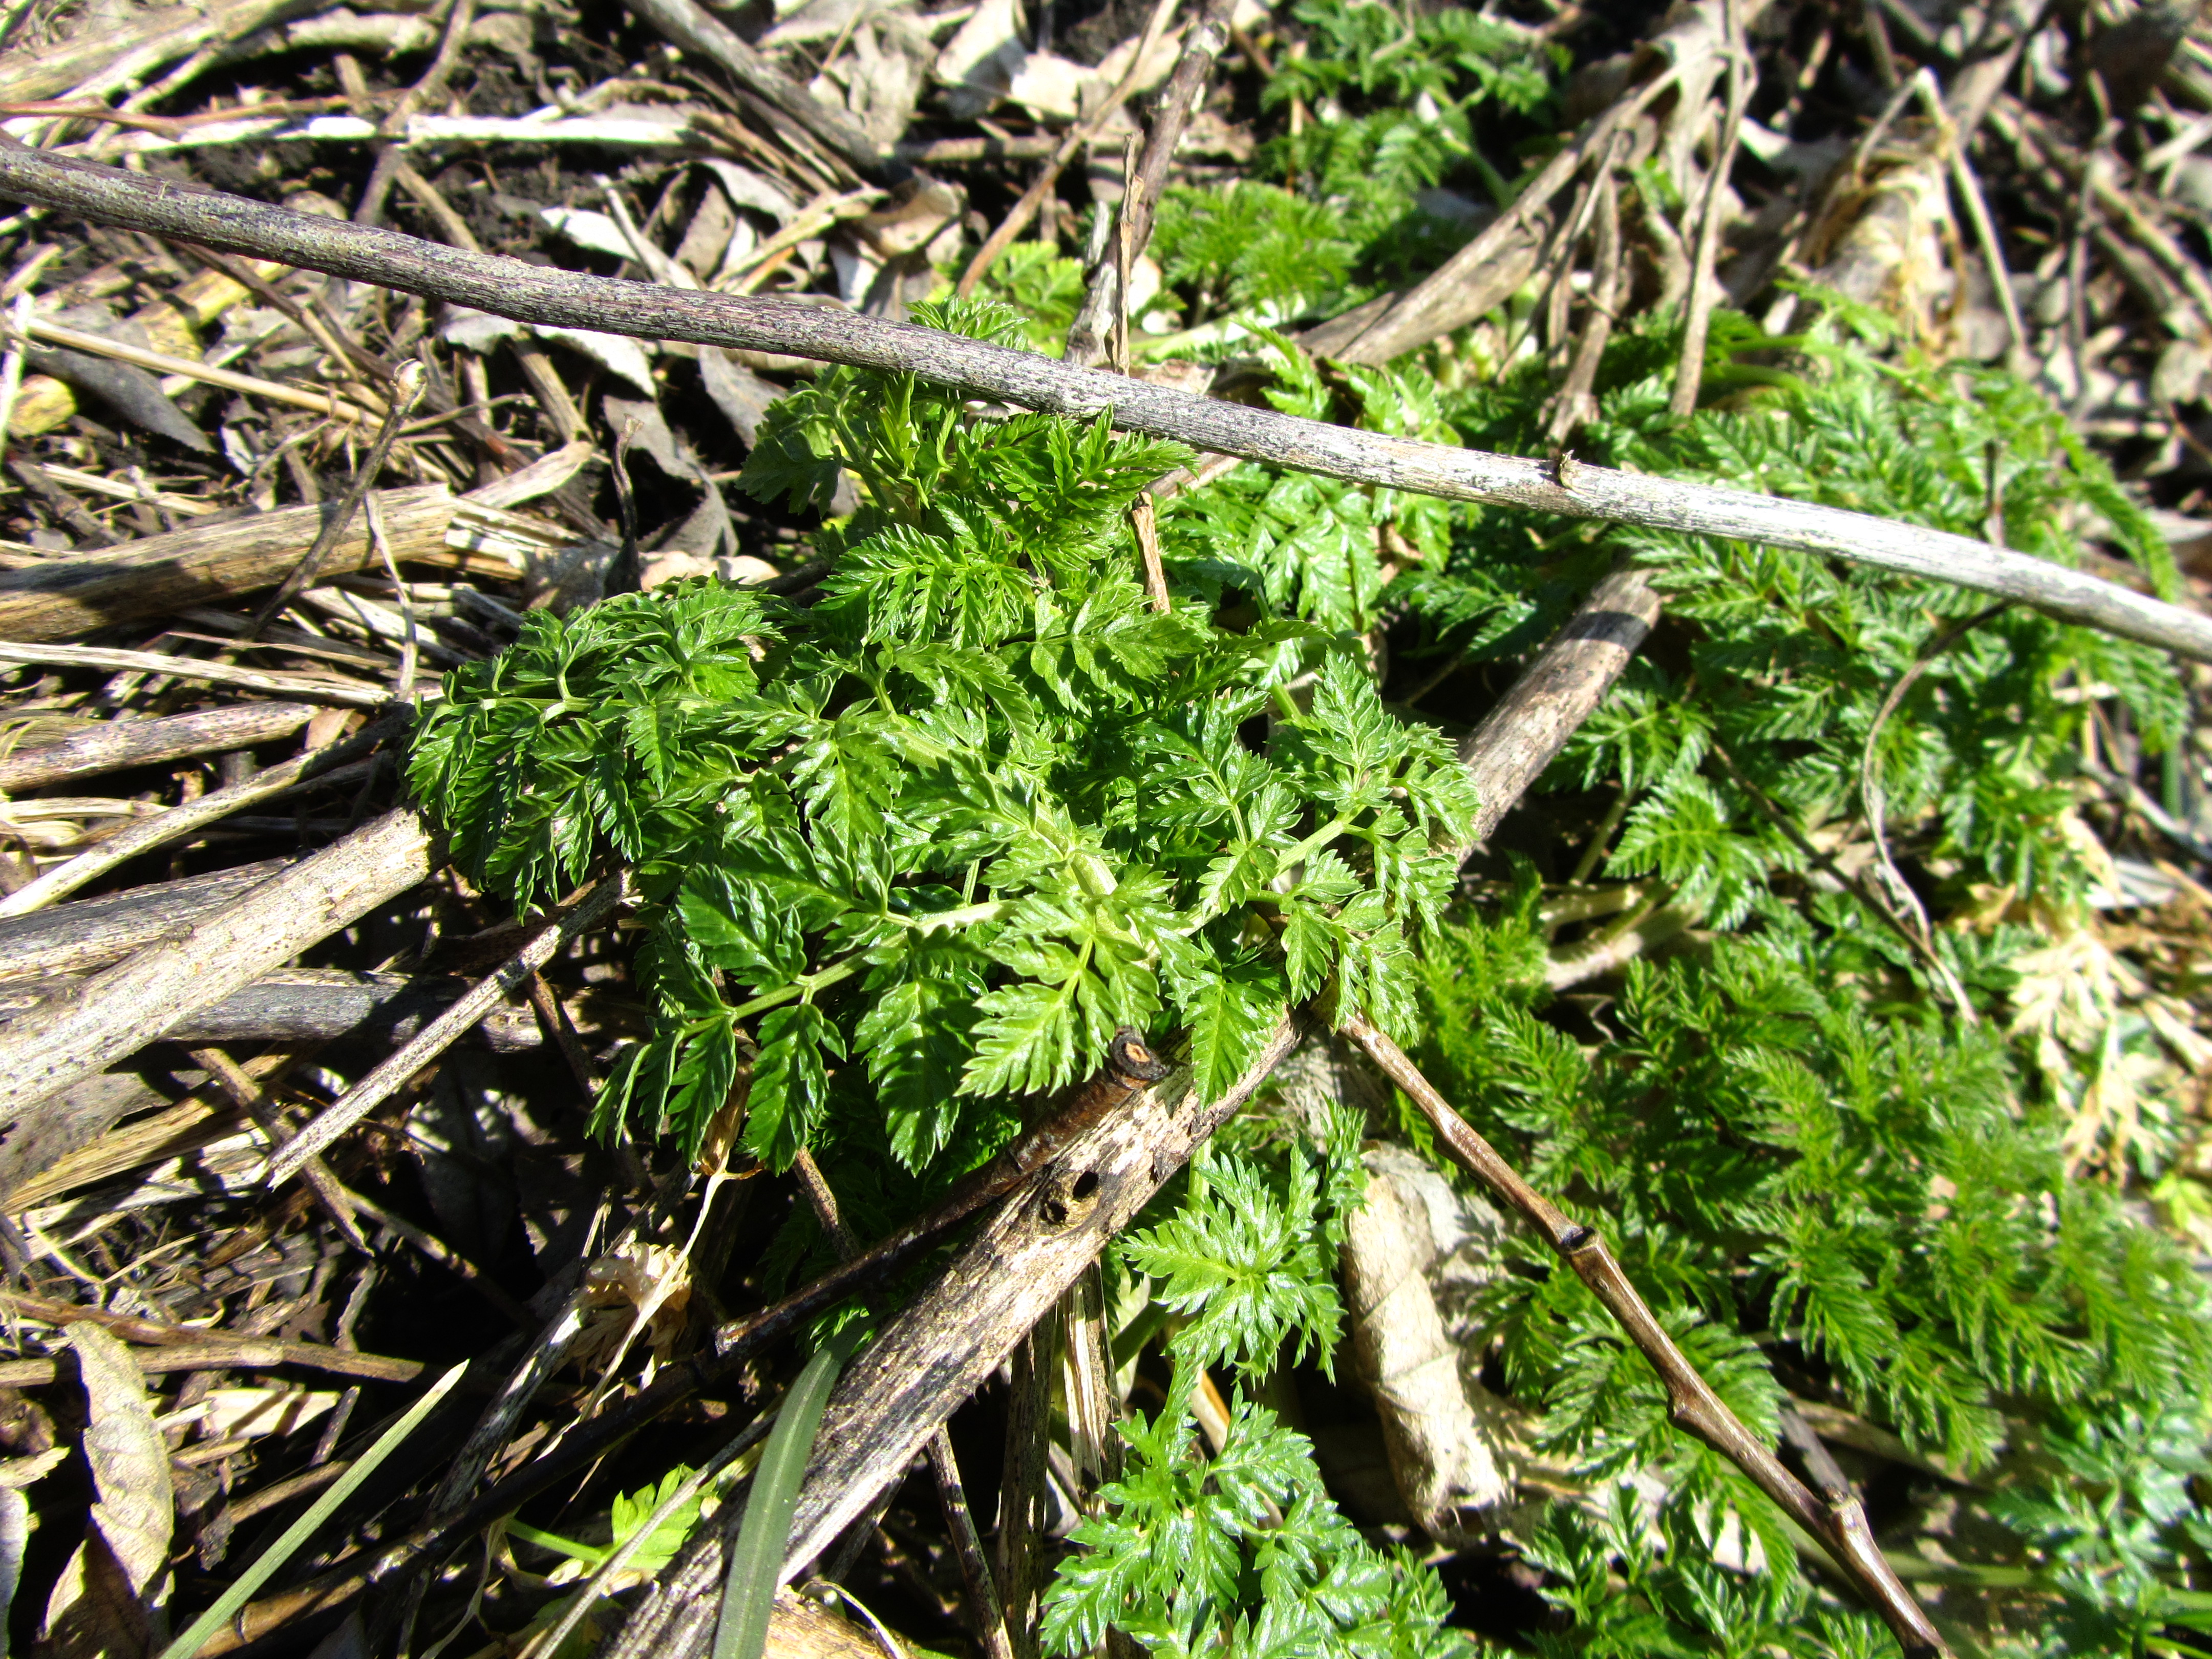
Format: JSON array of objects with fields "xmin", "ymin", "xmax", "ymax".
[
  {"xmin": 712, "ymin": 1324, "xmax": 866, "ymax": 1659},
  {"xmin": 157, "ymin": 1362, "xmax": 466, "ymax": 1659}
]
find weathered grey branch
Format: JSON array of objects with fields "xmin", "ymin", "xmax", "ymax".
[
  {"xmin": 1454, "ymin": 565, "xmax": 1664, "ymax": 858},
  {"xmin": 0, "ymin": 806, "xmax": 435, "ymax": 1124},
  {"xmin": 0, "ymin": 707, "xmax": 406, "ymax": 917},
  {"xmin": 604, "ymin": 1018, "xmax": 1309, "ymax": 1659},
  {"xmin": 0, "ymin": 702, "xmax": 314, "ymax": 791},
  {"xmin": 0, "ymin": 967, "xmax": 538, "ymax": 1049},
  {"xmin": 0, "ymin": 484, "xmax": 454, "ymax": 641},
  {"xmin": 0, "ymin": 147, "xmax": 2205, "ymax": 661},
  {"xmin": 0, "ymin": 859, "xmax": 291, "ymax": 979}
]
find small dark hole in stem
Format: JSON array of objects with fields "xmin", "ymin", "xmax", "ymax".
[
  {"xmin": 1042, "ymin": 1198, "xmax": 1070, "ymax": 1226},
  {"xmin": 1559, "ymin": 1224, "xmax": 1597, "ymax": 1252},
  {"xmin": 1070, "ymin": 1170, "xmax": 1099, "ymax": 1201}
]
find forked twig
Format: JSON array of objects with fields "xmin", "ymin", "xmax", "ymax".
[
  {"xmin": 1062, "ymin": 0, "xmax": 1236, "ymax": 365},
  {"xmin": 956, "ymin": 0, "xmax": 1179, "ymax": 300},
  {"xmin": 1339, "ymin": 1012, "xmax": 1947, "ymax": 1659},
  {"xmin": 1668, "ymin": 0, "xmax": 1754, "ymax": 421}
]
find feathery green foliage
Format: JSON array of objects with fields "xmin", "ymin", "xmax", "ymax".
[
  {"xmin": 1040, "ymin": 1397, "xmax": 1473, "ymax": 1659},
  {"xmin": 412, "ymin": 60, "xmax": 2212, "ymax": 1645},
  {"xmin": 410, "ymin": 295, "xmax": 1472, "ymax": 1176}
]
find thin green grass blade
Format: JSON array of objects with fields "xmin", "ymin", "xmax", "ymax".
[
  {"xmin": 712, "ymin": 1326, "xmax": 863, "ymax": 1659},
  {"xmin": 157, "ymin": 1360, "xmax": 467, "ymax": 1659}
]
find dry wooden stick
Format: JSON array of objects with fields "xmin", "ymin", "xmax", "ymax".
[
  {"xmin": 0, "ymin": 857, "xmax": 291, "ymax": 976},
  {"xmin": 0, "ymin": 1343, "xmax": 413, "ymax": 1386},
  {"xmin": 0, "ymin": 968, "xmax": 541, "ymax": 1048},
  {"xmin": 0, "ymin": 481, "xmax": 456, "ymax": 643},
  {"xmin": 1338, "ymin": 1012, "xmax": 1945, "ymax": 1657},
  {"xmin": 0, "ymin": 806, "xmax": 436, "ymax": 1122},
  {"xmin": 956, "ymin": 0, "xmax": 1179, "ymax": 299},
  {"xmin": 931, "ymin": 1427, "xmax": 1017, "ymax": 1659},
  {"xmin": 262, "ymin": 868, "xmax": 626, "ymax": 1183},
  {"xmin": 0, "ymin": 1293, "xmax": 424, "ymax": 1383},
  {"xmin": 3, "ymin": 147, "xmax": 2194, "ymax": 662},
  {"xmin": 0, "ymin": 706, "xmax": 407, "ymax": 916},
  {"xmin": 995, "ymin": 1311, "xmax": 1056, "ymax": 1659},
  {"xmin": 0, "ymin": 700, "xmax": 314, "ymax": 791}
]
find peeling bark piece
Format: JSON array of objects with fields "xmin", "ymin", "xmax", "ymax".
[
  {"xmin": 39, "ymin": 1326, "xmax": 173, "ymax": 1659},
  {"xmin": 1341, "ymin": 1144, "xmax": 1512, "ymax": 1542},
  {"xmin": 0, "ymin": 486, "xmax": 456, "ymax": 643},
  {"xmin": 0, "ymin": 704, "xmax": 316, "ymax": 792}
]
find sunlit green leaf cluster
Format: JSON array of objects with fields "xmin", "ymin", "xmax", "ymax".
[
  {"xmin": 411, "ymin": 296, "xmax": 1473, "ymax": 1175},
  {"xmin": 1040, "ymin": 1398, "xmax": 1474, "ymax": 1659}
]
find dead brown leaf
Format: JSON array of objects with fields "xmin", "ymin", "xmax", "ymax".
[{"xmin": 39, "ymin": 1324, "xmax": 174, "ymax": 1659}]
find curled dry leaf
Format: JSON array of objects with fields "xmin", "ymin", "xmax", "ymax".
[
  {"xmin": 576, "ymin": 1243, "xmax": 696, "ymax": 1406},
  {"xmin": 40, "ymin": 1324, "xmax": 174, "ymax": 1659},
  {"xmin": 2, "ymin": 1485, "xmax": 27, "ymax": 1659},
  {"xmin": 181, "ymin": 1386, "xmax": 340, "ymax": 1441},
  {"xmin": 1339, "ymin": 1143, "xmax": 1513, "ymax": 1542}
]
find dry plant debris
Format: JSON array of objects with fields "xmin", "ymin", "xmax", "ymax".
[{"xmin": 1, "ymin": 0, "xmax": 2211, "ymax": 1655}]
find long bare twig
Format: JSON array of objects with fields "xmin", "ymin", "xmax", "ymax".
[
  {"xmin": 0, "ymin": 146, "xmax": 2202, "ymax": 661},
  {"xmin": 956, "ymin": 0, "xmax": 1179, "ymax": 299},
  {"xmin": 1339, "ymin": 1012, "xmax": 1947, "ymax": 1659},
  {"xmin": 262, "ymin": 868, "xmax": 628, "ymax": 1183}
]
